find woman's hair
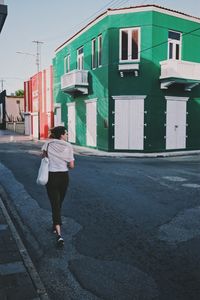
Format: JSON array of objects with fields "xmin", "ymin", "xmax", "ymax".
[{"xmin": 49, "ymin": 126, "xmax": 67, "ymax": 140}]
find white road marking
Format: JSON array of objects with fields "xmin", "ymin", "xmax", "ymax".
[
  {"xmin": 182, "ymin": 183, "xmax": 200, "ymax": 188},
  {"xmin": 163, "ymin": 176, "xmax": 187, "ymax": 182}
]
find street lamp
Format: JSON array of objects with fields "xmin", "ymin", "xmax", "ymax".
[{"xmin": 16, "ymin": 51, "xmax": 36, "ymax": 57}]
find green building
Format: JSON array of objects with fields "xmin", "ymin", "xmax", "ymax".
[{"xmin": 53, "ymin": 4, "xmax": 200, "ymax": 153}]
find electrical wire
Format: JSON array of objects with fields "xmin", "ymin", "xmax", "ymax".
[{"xmin": 42, "ymin": 0, "xmax": 127, "ymax": 43}]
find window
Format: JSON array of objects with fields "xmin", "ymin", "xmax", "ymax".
[
  {"xmin": 64, "ymin": 55, "xmax": 70, "ymax": 73},
  {"xmin": 77, "ymin": 47, "xmax": 84, "ymax": 70},
  {"xmin": 120, "ymin": 28, "xmax": 140, "ymax": 62},
  {"xmin": 168, "ymin": 30, "xmax": 181, "ymax": 60},
  {"xmin": 92, "ymin": 39, "xmax": 96, "ymax": 69},
  {"xmin": 98, "ymin": 34, "xmax": 102, "ymax": 67}
]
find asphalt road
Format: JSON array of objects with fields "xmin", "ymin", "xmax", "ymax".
[{"xmin": 0, "ymin": 140, "xmax": 200, "ymax": 300}]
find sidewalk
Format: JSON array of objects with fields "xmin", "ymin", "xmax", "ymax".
[
  {"xmin": 0, "ymin": 129, "xmax": 32, "ymax": 143},
  {"xmin": 73, "ymin": 145, "xmax": 200, "ymax": 158},
  {"xmin": 0, "ymin": 197, "xmax": 48, "ymax": 300},
  {"xmin": 1, "ymin": 129, "xmax": 200, "ymax": 158}
]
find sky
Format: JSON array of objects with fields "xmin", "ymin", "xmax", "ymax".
[{"xmin": 1, "ymin": 0, "xmax": 200, "ymax": 95}]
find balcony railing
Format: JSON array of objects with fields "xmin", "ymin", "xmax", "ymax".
[
  {"xmin": 160, "ymin": 59, "xmax": 200, "ymax": 90},
  {"xmin": 61, "ymin": 70, "xmax": 89, "ymax": 94}
]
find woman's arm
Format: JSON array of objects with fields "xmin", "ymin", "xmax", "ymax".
[{"xmin": 68, "ymin": 160, "xmax": 75, "ymax": 169}]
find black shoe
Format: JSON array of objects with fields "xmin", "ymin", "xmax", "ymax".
[{"xmin": 57, "ymin": 235, "xmax": 64, "ymax": 247}]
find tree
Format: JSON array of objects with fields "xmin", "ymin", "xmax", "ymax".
[{"xmin": 15, "ymin": 89, "xmax": 24, "ymax": 96}]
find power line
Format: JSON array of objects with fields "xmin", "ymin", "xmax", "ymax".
[{"xmin": 41, "ymin": 0, "xmax": 130, "ymax": 43}]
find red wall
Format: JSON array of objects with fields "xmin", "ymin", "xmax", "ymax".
[{"xmin": 24, "ymin": 65, "xmax": 54, "ymax": 139}]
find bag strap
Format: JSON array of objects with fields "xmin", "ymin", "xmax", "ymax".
[{"xmin": 43, "ymin": 142, "xmax": 51, "ymax": 158}]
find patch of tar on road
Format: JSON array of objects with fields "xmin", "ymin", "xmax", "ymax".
[
  {"xmin": 68, "ymin": 257, "xmax": 159, "ymax": 300},
  {"xmin": 159, "ymin": 206, "xmax": 200, "ymax": 243}
]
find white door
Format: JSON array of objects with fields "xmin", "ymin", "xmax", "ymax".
[
  {"xmin": 114, "ymin": 97, "xmax": 144, "ymax": 150},
  {"xmin": 166, "ymin": 98, "xmax": 188, "ymax": 149},
  {"xmin": 32, "ymin": 114, "xmax": 38, "ymax": 139},
  {"xmin": 24, "ymin": 114, "xmax": 31, "ymax": 135},
  {"xmin": 47, "ymin": 112, "xmax": 51, "ymax": 130},
  {"xmin": 54, "ymin": 106, "xmax": 62, "ymax": 126},
  {"xmin": 115, "ymin": 100, "xmax": 129, "ymax": 149},
  {"xmin": 67, "ymin": 103, "xmax": 76, "ymax": 143},
  {"xmin": 86, "ymin": 101, "xmax": 97, "ymax": 147}
]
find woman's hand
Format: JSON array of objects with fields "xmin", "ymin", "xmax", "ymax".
[
  {"xmin": 68, "ymin": 160, "xmax": 75, "ymax": 169},
  {"xmin": 42, "ymin": 150, "xmax": 48, "ymax": 158}
]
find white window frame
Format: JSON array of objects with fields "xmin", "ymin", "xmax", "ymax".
[
  {"xmin": 77, "ymin": 46, "xmax": 84, "ymax": 70},
  {"xmin": 98, "ymin": 34, "xmax": 102, "ymax": 67},
  {"xmin": 168, "ymin": 30, "xmax": 182, "ymax": 60},
  {"xmin": 119, "ymin": 27, "xmax": 140, "ymax": 63},
  {"xmin": 64, "ymin": 54, "xmax": 70, "ymax": 73},
  {"xmin": 92, "ymin": 38, "xmax": 96, "ymax": 69}
]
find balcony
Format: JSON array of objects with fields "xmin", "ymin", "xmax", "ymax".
[
  {"xmin": 160, "ymin": 60, "xmax": 200, "ymax": 91},
  {"xmin": 61, "ymin": 70, "xmax": 89, "ymax": 95}
]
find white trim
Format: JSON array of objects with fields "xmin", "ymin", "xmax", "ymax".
[
  {"xmin": 112, "ymin": 95, "xmax": 146, "ymax": 101},
  {"xmin": 67, "ymin": 102, "xmax": 76, "ymax": 107},
  {"xmin": 31, "ymin": 112, "xmax": 39, "ymax": 116},
  {"xmin": 84, "ymin": 98, "xmax": 97, "ymax": 104},
  {"xmin": 54, "ymin": 103, "xmax": 61, "ymax": 108},
  {"xmin": 98, "ymin": 34, "xmax": 102, "ymax": 67},
  {"xmin": 165, "ymin": 96, "xmax": 189, "ymax": 102},
  {"xmin": 92, "ymin": 38, "xmax": 96, "ymax": 69},
  {"xmin": 55, "ymin": 6, "xmax": 200, "ymax": 53},
  {"xmin": 118, "ymin": 64, "xmax": 139, "ymax": 71}
]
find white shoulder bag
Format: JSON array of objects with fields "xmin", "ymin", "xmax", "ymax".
[{"xmin": 36, "ymin": 144, "xmax": 50, "ymax": 185}]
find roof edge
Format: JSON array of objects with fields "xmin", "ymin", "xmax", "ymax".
[{"xmin": 55, "ymin": 4, "xmax": 200, "ymax": 53}]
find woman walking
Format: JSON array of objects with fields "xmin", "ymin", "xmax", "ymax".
[{"xmin": 42, "ymin": 126, "xmax": 74, "ymax": 246}]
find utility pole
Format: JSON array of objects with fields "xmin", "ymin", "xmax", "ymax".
[
  {"xmin": 32, "ymin": 40, "xmax": 43, "ymax": 140},
  {"xmin": 32, "ymin": 40, "xmax": 43, "ymax": 73},
  {"xmin": 0, "ymin": 79, "xmax": 5, "ymax": 92}
]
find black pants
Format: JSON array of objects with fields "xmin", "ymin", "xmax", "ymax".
[{"xmin": 46, "ymin": 172, "xmax": 69, "ymax": 225}]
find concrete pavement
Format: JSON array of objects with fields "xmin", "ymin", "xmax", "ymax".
[{"xmin": 0, "ymin": 196, "xmax": 49, "ymax": 300}]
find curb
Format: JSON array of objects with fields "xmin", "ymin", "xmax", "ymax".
[{"xmin": 0, "ymin": 195, "xmax": 49, "ymax": 300}]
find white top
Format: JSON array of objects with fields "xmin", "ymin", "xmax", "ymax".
[{"xmin": 42, "ymin": 139, "xmax": 74, "ymax": 172}]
